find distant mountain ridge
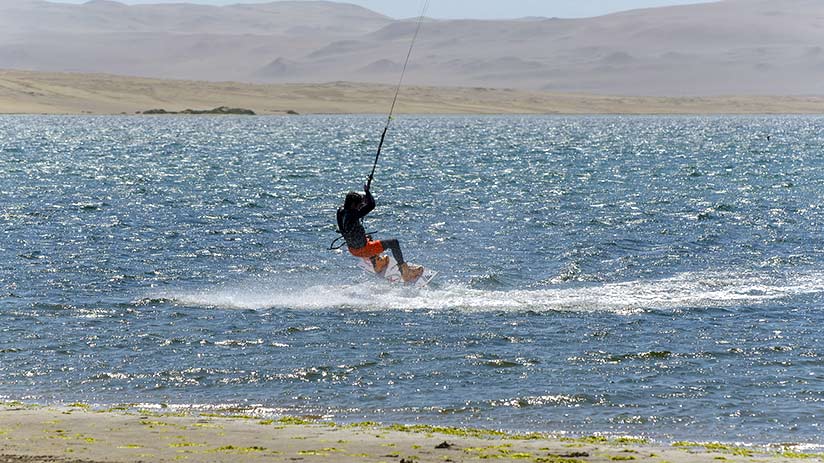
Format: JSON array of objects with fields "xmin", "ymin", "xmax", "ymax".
[{"xmin": 1, "ymin": 0, "xmax": 823, "ymax": 96}]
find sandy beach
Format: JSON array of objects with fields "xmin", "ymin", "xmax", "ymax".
[
  {"xmin": 2, "ymin": 69, "xmax": 824, "ymax": 116},
  {"xmin": 0, "ymin": 403, "xmax": 819, "ymax": 463}
]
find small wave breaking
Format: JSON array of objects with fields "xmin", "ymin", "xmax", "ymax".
[{"xmin": 147, "ymin": 270, "xmax": 824, "ymax": 313}]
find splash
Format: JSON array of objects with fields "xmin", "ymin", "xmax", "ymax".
[{"xmin": 150, "ymin": 269, "xmax": 824, "ymax": 313}]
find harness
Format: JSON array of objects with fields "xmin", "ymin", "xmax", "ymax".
[
  {"xmin": 329, "ymin": 208, "xmax": 379, "ymax": 251},
  {"xmin": 329, "ymin": 208, "xmax": 348, "ymax": 250}
]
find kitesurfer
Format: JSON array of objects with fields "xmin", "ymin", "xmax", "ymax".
[{"xmin": 337, "ymin": 185, "xmax": 424, "ymax": 283}]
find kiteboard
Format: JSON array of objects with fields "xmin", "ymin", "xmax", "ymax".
[{"xmin": 357, "ymin": 254, "xmax": 437, "ymax": 288}]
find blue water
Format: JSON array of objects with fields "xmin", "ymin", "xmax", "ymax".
[{"xmin": 1, "ymin": 115, "xmax": 823, "ymax": 446}]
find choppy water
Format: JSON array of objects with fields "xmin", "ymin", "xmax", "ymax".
[{"xmin": 1, "ymin": 115, "xmax": 823, "ymax": 446}]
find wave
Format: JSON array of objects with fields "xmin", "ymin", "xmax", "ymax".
[{"xmin": 147, "ymin": 270, "xmax": 824, "ymax": 313}]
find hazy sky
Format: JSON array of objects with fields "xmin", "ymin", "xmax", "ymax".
[{"xmin": 55, "ymin": 0, "xmax": 718, "ymax": 19}]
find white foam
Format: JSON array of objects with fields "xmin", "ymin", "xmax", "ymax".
[{"xmin": 154, "ymin": 270, "xmax": 824, "ymax": 313}]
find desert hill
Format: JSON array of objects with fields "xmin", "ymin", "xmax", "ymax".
[{"xmin": 1, "ymin": 0, "xmax": 823, "ymax": 96}]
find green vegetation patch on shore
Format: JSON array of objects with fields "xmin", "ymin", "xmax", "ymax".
[{"xmin": 139, "ymin": 106, "xmax": 255, "ymax": 115}]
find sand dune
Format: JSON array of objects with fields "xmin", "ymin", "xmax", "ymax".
[
  {"xmin": 1, "ymin": 0, "xmax": 823, "ymax": 96},
  {"xmin": 1, "ymin": 69, "xmax": 824, "ymax": 115}
]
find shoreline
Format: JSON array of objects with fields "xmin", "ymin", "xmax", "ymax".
[
  {"xmin": 3, "ymin": 69, "xmax": 824, "ymax": 116},
  {"xmin": 0, "ymin": 402, "xmax": 821, "ymax": 463}
]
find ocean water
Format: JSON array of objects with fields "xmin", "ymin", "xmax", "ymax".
[{"xmin": 1, "ymin": 115, "xmax": 823, "ymax": 447}]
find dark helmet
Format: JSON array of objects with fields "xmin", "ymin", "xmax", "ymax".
[{"xmin": 344, "ymin": 191, "xmax": 363, "ymax": 210}]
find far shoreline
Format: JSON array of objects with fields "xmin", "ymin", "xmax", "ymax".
[
  {"xmin": 5, "ymin": 111, "xmax": 824, "ymax": 117},
  {"xmin": 2, "ymin": 69, "xmax": 824, "ymax": 116}
]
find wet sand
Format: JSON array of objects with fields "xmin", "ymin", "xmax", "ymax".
[
  {"xmin": 0, "ymin": 403, "xmax": 820, "ymax": 463},
  {"xmin": 2, "ymin": 69, "xmax": 824, "ymax": 115}
]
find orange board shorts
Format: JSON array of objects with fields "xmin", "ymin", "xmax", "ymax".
[{"xmin": 348, "ymin": 240, "xmax": 385, "ymax": 259}]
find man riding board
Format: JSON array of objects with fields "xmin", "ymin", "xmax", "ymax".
[{"xmin": 337, "ymin": 184, "xmax": 424, "ymax": 283}]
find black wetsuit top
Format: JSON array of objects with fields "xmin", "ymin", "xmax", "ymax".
[{"xmin": 336, "ymin": 190, "xmax": 375, "ymax": 249}]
